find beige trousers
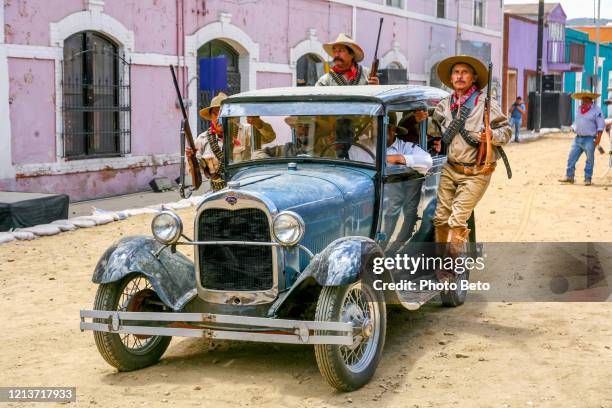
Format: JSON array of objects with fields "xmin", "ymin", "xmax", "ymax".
[{"xmin": 433, "ymin": 164, "xmax": 492, "ymax": 228}]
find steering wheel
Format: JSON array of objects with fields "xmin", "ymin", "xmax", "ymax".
[{"xmin": 320, "ymin": 141, "xmax": 376, "ymax": 162}]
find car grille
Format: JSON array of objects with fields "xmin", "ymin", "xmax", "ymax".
[{"xmin": 198, "ymin": 208, "xmax": 273, "ymax": 291}]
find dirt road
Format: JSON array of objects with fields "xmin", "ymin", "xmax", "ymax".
[{"xmin": 1, "ymin": 132, "xmax": 611, "ymax": 407}]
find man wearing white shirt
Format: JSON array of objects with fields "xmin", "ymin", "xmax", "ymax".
[{"xmin": 350, "ymin": 114, "xmax": 432, "ymax": 252}]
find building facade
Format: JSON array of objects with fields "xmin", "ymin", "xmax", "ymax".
[
  {"xmin": 1, "ymin": 0, "xmax": 503, "ymax": 201},
  {"xmin": 502, "ymin": 3, "xmax": 583, "ymax": 126},
  {"xmin": 563, "ymin": 28, "xmax": 612, "ymax": 119}
]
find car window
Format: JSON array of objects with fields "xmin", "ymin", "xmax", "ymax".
[
  {"xmin": 225, "ymin": 115, "xmax": 378, "ymax": 165},
  {"xmin": 383, "ymin": 110, "xmax": 434, "ymax": 176}
]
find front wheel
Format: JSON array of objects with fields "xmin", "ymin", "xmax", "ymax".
[
  {"xmin": 314, "ymin": 281, "xmax": 386, "ymax": 391},
  {"xmin": 93, "ymin": 274, "xmax": 172, "ymax": 371}
]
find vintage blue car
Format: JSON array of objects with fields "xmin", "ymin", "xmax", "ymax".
[{"xmin": 80, "ymin": 85, "xmax": 476, "ymax": 391}]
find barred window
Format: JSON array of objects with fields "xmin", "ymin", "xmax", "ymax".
[
  {"xmin": 296, "ymin": 53, "xmax": 325, "ymax": 86},
  {"xmin": 473, "ymin": 0, "xmax": 484, "ymax": 27},
  {"xmin": 437, "ymin": 0, "xmax": 446, "ymax": 19},
  {"xmin": 62, "ymin": 31, "xmax": 131, "ymax": 159}
]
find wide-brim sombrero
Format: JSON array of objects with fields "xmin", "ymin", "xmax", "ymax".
[
  {"xmin": 199, "ymin": 92, "xmax": 228, "ymax": 120},
  {"xmin": 436, "ymin": 55, "xmax": 488, "ymax": 90},
  {"xmin": 571, "ymin": 91, "xmax": 600, "ymax": 100},
  {"xmin": 323, "ymin": 33, "xmax": 365, "ymax": 63}
]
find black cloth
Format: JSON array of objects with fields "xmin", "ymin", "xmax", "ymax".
[{"xmin": 0, "ymin": 192, "xmax": 69, "ymax": 232}]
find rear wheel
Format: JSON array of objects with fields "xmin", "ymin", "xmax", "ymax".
[
  {"xmin": 93, "ymin": 274, "xmax": 172, "ymax": 371},
  {"xmin": 314, "ymin": 281, "xmax": 386, "ymax": 391}
]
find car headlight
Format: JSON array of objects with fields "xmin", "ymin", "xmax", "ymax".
[
  {"xmin": 272, "ymin": 211, "xmax": 305, "ymax": 246},
  {"xmin": 151, "ymin": 211, "xmax": 183, "ymax": 245}
]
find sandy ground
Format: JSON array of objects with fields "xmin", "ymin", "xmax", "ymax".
[{"xmin": 1, "ymin": 131, "xmax": 612, "ymax": 408}]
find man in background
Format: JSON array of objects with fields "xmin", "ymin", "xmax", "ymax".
[{"xmin": 508, "ymin": 96, "xmax": 525, "ymax": 143}]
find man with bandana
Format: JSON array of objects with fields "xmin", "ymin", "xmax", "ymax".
[
  {"xmin": 185, "ymin": 92, "xmax": 227, "ymax": 191},
  {"xmin": 559, "ymin": 91, "xmax": 605, "ymax": 186},
  {"xmin": 429, "ymin": 56, "xmax": 511, "ymax": 253},
  {"xmin": 316, "ymin": 33, "xmax": 379, "ymax": 86}
]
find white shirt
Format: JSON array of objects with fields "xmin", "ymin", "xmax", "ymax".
[{"xmin": 348, "ymin": 138, "xmax": 432, "ymax": 175}]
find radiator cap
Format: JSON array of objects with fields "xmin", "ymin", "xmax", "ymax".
[
  {"xmin": 227, "ymin": 180, "xmax": 241, "ymax": 189},
  {"xmin": 288, "ymin": 162, "xmax": 298, "ymax": 171}
]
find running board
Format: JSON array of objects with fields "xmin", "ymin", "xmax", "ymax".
[{"xmin": 80, "ymin": 310, "xmax": 353, "ymax": 345}]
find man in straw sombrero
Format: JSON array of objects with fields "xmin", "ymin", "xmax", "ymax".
[
  {"xmin": 558, "ymin": 91, "xmax": 605, "ymax": 186},
  {"xmin": 316, "ymin": 33, "xmax": 379, "ymax": 86},
  {"xmin": 186, "ymin": 92, "xmax": 227, "ymax": 191},
  {"xmin": 429, "ymin": 55, "xmax": 511, "ymax": 269}
]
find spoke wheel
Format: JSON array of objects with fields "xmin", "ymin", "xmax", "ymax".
[
  {"xmin": 93, "ymin": 274, "xmax": 172, "ymax": 371},
  {"xmin": 314, "ymin": 281, "xmax": 386, "ymax": 391}
]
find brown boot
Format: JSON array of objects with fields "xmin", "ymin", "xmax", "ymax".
[
  {"xmin": 434, "ymin": 225, "xmax": 452, "ymax": 283},
  {"xmin": 434, "ymin": 225, "xmax": 450, "ymax": 243},
  {"xmin": 448, "ymin": 227, "xmax": 470, "ymax": 257}
]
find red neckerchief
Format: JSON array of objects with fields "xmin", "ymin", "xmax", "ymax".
[
  {"xmin": 332, "ymin": 64, "xmax": 357, "ymax": 81},
  {"xmin": 209, "ymin": 120, "xmax": 223, "ymax": 141},
  {"xmin": 450, "ymin": 85, "xmax": 479, "ymax": 111},
  {"xmin": 580, "ymin": 103, "xmax": 592, "ymax": 115}
]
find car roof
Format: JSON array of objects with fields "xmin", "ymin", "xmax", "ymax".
[{"xmin": 224, "ymin": 85, "xmax": 449, "ymax": 105}]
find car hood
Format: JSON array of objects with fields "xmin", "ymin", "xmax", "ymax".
[{"xmin": 228, "ymin": 163, "xmax": 375, "ymax": 212}]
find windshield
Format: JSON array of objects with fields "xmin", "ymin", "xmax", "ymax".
[{"xmin": 225, "ymin": 115, "xmax": 378, "ymax": 165}]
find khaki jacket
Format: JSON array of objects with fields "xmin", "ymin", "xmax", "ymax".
[
  {"xmin": 430, "ymin": 94, "xmax": 511, "ymax": 164},
  {"xmin": 315, "ymin": 66, "xmax": 371, "ymax": 86}
]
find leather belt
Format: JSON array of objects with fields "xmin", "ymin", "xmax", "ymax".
[{"xmin": 449, "ymin": 161, "xmax": 496, "ymax": 176}]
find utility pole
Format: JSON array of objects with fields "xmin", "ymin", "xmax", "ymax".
[
  {"xmin": 594, "ymin": 0, "xmax": 601, "ymax": 102},
  {"xmin": 455, "ymin": 0, "xmax": 462, "ymax": 54},
  {"xmin": 534, "ymin": 0, "xmax": 544, "ymax": 133}
]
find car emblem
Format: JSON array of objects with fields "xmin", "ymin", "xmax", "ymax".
[{"xmin": 225, "ymin": 196, "xmax": 238, "ymax": 205}]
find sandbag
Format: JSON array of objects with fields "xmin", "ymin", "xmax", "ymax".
[
  {"xmin": 69, "ymin": 218, "xmax": 97, "ymax": 228},
  {"xmin": 50, "ymin": 220, "xmax": 77, "ymax": 231},
  {"xmin": 124, "ymin": 208, "xmax": 159, "ymax": 216},
  {"xmin": 0, "ymin": 232, "xmax": 15, "ymax": 244},
  {"xmin": 165, "ymin": 200, "xmax": 192, "ymax": 210},
  {"xmin": 85, "ymin": 214, "xmax": 115, "ymax": 225},
  {"xmin": 17, "ymin": 224, "xmax": 62, "ymax": 236},
  {"xmin": 92, "ymin": 208, "xmax": 130, "ymax": 221},
  {"xmin": 12, "ymin": 231, "xmax": 37, "ymax": 240}
]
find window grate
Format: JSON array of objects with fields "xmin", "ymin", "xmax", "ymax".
[{"xmin": 62, "ymin": 32, "xmax": 131, "ymax": 159}]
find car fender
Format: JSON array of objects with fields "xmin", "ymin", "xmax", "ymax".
[
  {"xmin": 266, "ymin": 236, "xmax": 384, "ymax": 317},
  {"xmin": 309, "ymin": 236, "xmax": 384, "ymax": 286},
  {"xmin": 92, "ymin": 236, "xmax": 196, "ymax": 311}
]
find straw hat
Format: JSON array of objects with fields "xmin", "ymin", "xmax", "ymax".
[
  {"xmin": 436, "ymin": 55, "xmax": 489, "ymax": 90},
  {"xmin": 571, "ymin": 91, "xmax": 600, "ymax": 101},
  {"xmin": 199, "ymin": 92, "xmax": 228, "ymax": 120},
  {"xmin": 323, "ymin": 33, "xmax": 365, "ymax": 63}
]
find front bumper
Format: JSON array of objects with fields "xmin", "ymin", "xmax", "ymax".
[{"xmin": 80, "ymin": 310, "xmax": 352, "ymax": 345}]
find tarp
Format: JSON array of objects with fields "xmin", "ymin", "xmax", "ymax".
[{"xmin": 0, "ymin": 192, "xmax": 69, "ymax": 232}]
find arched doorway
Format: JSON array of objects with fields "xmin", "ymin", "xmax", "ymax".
[
  {"xmin": 197, "ymin": 39, "xmax": 241, "ymax": 132},
  {"xmin": 296, "ymin": 53, "xmax": 325, "ymax": 86}
]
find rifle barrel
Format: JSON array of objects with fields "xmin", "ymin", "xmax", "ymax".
[{"xmin": 374, "ymin": 18, "xmax": 383, "ymax": 58}]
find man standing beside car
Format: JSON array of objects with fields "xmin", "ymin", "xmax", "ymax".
[
  {"xmin": 316, "ymin": 33, "xmax": 379, "ymax": 86},
  {"xmin": 429, "ymin": 56, "xmax": 511, "ymax": 252}
]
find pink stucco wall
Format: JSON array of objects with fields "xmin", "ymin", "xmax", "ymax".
[
  {"xmin": 104, "ymin": 0, "xmax": 179, "ymax": 54},
  {"xmin": 257, "ymin": 72, "xmax": 292, "ymax": 89},
  {"xmin": 130, "ymin": 65, "xmax": 182, "ymax": 156},
  {"xmin": 3, "ymin": 0, "xmax": 504, "ymax": 201},
  {"xmin": 4, "ymin": 0, "xmax": 84, "ymax": 45},
  {"xmin": 8, "ymin": 58, "xmax": 56, "ymax": 165},
  {"xmin": 0, "ymin": 164, "xmax": 180, "ymax": 202}
]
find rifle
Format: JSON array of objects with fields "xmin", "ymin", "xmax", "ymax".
[
  {"xmin": 475, "ymin": 62, "xmax": 494, "ymax": 174},
  {"xmin": 370, "ymin": 18, "xmax": 384, "ymax": 79},
  {"xmin": 170, "ymin": 65, "xmax": 202, "ymax": 191}
]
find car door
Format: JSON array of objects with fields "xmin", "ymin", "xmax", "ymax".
[{"xmin": 378, "ymin": 105, "xmax": 441, "ymax": 255}]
